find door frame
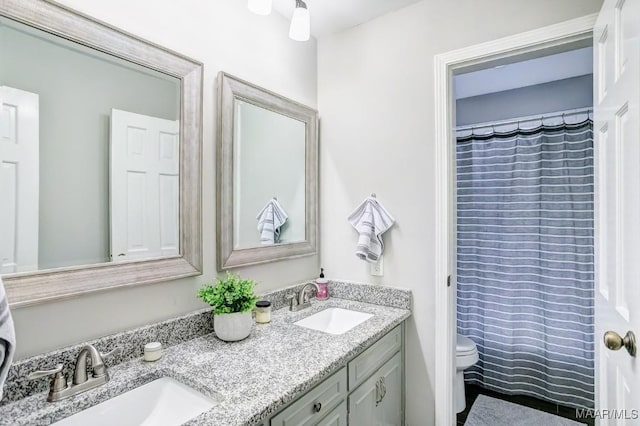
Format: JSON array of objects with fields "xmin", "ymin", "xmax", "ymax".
[{"xmin": 433, "ymin": 14, "xmax": 598, "ymax": 425}]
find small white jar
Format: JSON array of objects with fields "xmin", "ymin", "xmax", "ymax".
[
  {"xmin": 255, "ymin": 300, "xmax": 271, "ymax": 324},
  {"xmin": 144, "ymin": 341, "xmax": 163, "ymax": 362}
]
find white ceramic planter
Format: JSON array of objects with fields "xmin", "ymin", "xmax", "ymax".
[{"xmin": 213, "ymin": 311, "xmax": 253, "ymax": 342}]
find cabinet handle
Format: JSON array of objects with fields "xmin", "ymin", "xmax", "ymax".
[
  {"xmin": 313, "ymin": 402, "xmax": 322, "ymax": 413},
  {"xmin": 376, "ymin": 377, "xmax": 385, "ymax": 406}
]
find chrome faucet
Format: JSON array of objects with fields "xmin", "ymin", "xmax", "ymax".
[
  {"xmin": 73, "ymin": 344, "xmax": 110, "ymax": 384},
  {"xmin": 28, "ymin": 345, "xmax": 120, "ymax": 402},
  {"xmin": 287, "ymin": 282, "xmax": 321, "ymax": 312}
]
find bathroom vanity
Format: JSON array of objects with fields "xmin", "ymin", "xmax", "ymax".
[{"xmin": 0, "ymin": 282, "xmax": 411, "ymax": 425}]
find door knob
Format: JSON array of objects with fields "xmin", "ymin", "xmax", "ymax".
[{"xmin": 603, "ymin": 330, "xmax": 636, "ymax": 357}]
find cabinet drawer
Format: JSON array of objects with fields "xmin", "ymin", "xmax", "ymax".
[
  {"xmin": 348, "ymin": 325, "xmax": 401, "ymax": 391},
  {"xmin": 316, "ymin": 400, "xmax": 347, "ymax": 426},
  {"xmin": 271, "ymin": 367, "xmax": 347, "ymax": 426}
]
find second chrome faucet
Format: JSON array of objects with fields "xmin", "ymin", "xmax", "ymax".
[{"xmin": 287, "ymin": 282, "xmax": 321, "ymax": 312}]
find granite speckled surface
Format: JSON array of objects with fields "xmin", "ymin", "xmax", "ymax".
[
  {"xmin": 258, "ymin": 280, "xmax": 411, "ymax": 311},
  {"xmin": 0, "ymin": 297, "xmax": 410, "ymax": 426},
  {"xmin": 328, "ymin": 280, "xmax": 411, "ymax": 310},
  {"xmin": 1, "ymin": 309, "xmax": 215, "ymax": 405}
]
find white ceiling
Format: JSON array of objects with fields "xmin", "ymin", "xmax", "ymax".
[
  {"xmin": 272, "ymin": 0, "xmax": 422, "ymax": 38},
  {"xmin": 454, "ymin": 47, "xmax": 593, "ymax": 99}
]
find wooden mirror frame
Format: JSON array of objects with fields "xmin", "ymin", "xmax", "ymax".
[
  {"xmin": 1, "ymin": 0, "xmax": 203, "ymax": 307},
  {"xmin": 216, "ymin": 72, "xmax": 318, "ymax": 269}
]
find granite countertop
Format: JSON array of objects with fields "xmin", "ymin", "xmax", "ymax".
[{"xmin": 0, "ymin": 297, "xmax": 411, "ymax": 425}]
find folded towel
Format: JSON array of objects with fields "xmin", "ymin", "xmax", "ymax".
[
  {"xmin": 0, "ymin": 276, "xmax": 15, "ymax": 401},
  {"xmin": 348, "ymin": 196, "xmax": 395, "ymax": 262},
  {"xmin": 256, "ymin": 198, "xmax": 289, "ymax": 245}
]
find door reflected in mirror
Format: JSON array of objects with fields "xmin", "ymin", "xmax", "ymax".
[
  {"xmin": 110, "ymin": 110, "xmax": 180, "ymax": 261},
  {"xmin": 233, "ymin": 100, "xmax": 306, "ymax": 249},
  {"xmin": 0, "ymin": 16, "xmax": 180, "ymax": 273}
]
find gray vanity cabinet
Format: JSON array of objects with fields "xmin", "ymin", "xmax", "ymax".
[
  {"xmin": 348, "ymin": 351, "xmax": 402, "ymax": 426},
  {"xmin": 269, "ymin": 323, "xmax": 404, "ymax": 426}
]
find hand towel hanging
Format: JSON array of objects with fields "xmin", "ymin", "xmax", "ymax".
[
  {"xmin": 0, "ymin": 276, "xmax": 15, "ymax": 401},
  {"xmin": 256, "ymin": 198, "xmax": 289, "ymax": 245},
  {"xmin": 348, "ymin": 195, "xmax": 395, "ymax": 262}
]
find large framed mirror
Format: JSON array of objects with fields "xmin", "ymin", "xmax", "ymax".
[
  {"xmin": 1, "ymin": 0, "xmax": 202, "ymax": 306},
  {"xmin": 217, "ymin": 72, "xmax": 317, "ymax": 269}
]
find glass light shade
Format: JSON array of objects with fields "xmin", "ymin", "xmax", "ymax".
[
  {"xmin": 289, "ymin": 6, "xmax": 310, "ymax": 41},
  {"xmin": 248, "ymin": 0, "xmax": 272, "ymax": 15}
]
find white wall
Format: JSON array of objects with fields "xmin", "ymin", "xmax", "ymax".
[
  {"xmin": 317, "ymin": 1, "xmax": 602, "ymax": 424},
  {"xmin": 10, "ymin": 0, "xmax": 318, "ymax": 359}
]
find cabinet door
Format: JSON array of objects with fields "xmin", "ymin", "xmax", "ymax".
[
  {"xmin": 349, "ymin": 351, "xmax": 402, "ymax": 426},
  {"xmin": 375, "ymin": 351, "xmax": 402, "ymax": 425}
]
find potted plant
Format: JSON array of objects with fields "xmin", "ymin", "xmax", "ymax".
[{"xmin": 198, "ymin": 272, "xmax": 258, "ymax": 342}]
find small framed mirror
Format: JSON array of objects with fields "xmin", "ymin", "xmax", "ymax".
[{"xmin": 217, "ymin": 72, "xmax": 318, "ymax": 269}]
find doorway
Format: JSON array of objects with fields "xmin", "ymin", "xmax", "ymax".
[
  {"xmin": 433, "ymin": 14, "xmax": 598, "ymax": 426},
  {"xmin": 453, "ymin": 51, "xmax": 594, "ymax": 425}
]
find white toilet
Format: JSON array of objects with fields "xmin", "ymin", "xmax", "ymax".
[{"xmin": 455, "ymin": 334, "xmax": 479, "ymax": 413}]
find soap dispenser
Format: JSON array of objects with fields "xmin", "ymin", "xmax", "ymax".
[{"xmin": 316, "ymin": 268, "xmax": 329, "ymax": 300}]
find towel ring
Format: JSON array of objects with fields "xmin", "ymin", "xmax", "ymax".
[{"xmin": 371, "ymin": 193, "xmax": 376, "ymax": 198}]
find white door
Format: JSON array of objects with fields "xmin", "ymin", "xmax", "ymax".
[
  {"xmin": 594, "ymin": 0, "xmax": 640, "ymax": 422},
  {"xmin": 0, "ymin": 86, "xmax": 39, "ymax": 274},
  {"xmin": 110, "ymin": 109, "xmax": 179, "ymax": 261}
]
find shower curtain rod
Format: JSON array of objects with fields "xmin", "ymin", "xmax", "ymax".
[{"xmin": 455, "ymin": 106, "xmax": 593, "ymax": 132}]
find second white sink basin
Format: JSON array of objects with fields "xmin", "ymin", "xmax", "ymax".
[
  {"xmin": 53, "ymin": 377, "xmax": 217, "ymax": 426},
  {"xmin": 294, "ymin": 307, "xmax": 373, "ymax": 335}
]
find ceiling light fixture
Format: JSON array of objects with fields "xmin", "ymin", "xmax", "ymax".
[
  {"xmin": 289, "ymin": 0, "xmax": 310, "ymax": 42},
  {"xmin": 248, "ymin": 0, "xmax": 272, "ymax": 16}
]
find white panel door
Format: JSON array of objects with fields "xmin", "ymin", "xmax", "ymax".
[
  {"xmin": 110, "ymin": 109, "xmax": 179, "ymax": 261},
  {"xmin": 0, "ymin": 86, "xmax": 39, "ymax": 274},
  {"xmin": 594, "ymin": 0, "xmax": 640, "ymax": 423}
]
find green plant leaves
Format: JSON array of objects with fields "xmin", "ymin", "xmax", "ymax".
[{"xmin": 197, "ymin": 272, "xmax": 258, "ymax": 314}]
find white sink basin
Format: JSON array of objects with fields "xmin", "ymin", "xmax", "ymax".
[
  {"xmin": 294, "ymin": 307, "xmax": 373, "ymax": 335},
  {"xmin": 53, "ymin": 377, "xmax": 217, "ymax": 426}
]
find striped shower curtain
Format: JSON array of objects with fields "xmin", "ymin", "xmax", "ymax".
[{"xmin": 456, "ymin": 119, "xmax": 594, "ymax": 409}]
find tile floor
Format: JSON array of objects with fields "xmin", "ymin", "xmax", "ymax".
[{"xmin": 456, "ymin": 384, "xmax": 594, "ymax": 426}]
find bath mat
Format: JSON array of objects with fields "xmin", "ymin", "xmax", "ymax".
[{"xmin": 464, "ymin": 395, "xmax": 586, "ymax": 426}]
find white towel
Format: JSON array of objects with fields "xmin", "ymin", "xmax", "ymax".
[
  {"xmin": 348, "ymin": 196, "xmax": 395, "ymax": 262},
  {"xmin": 256, "ymin": 199, "xmax": 289, "ymax": 245},
  {"xmin": 0, "ymin": 276, "xmax": 15, "ymax": 401}
]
